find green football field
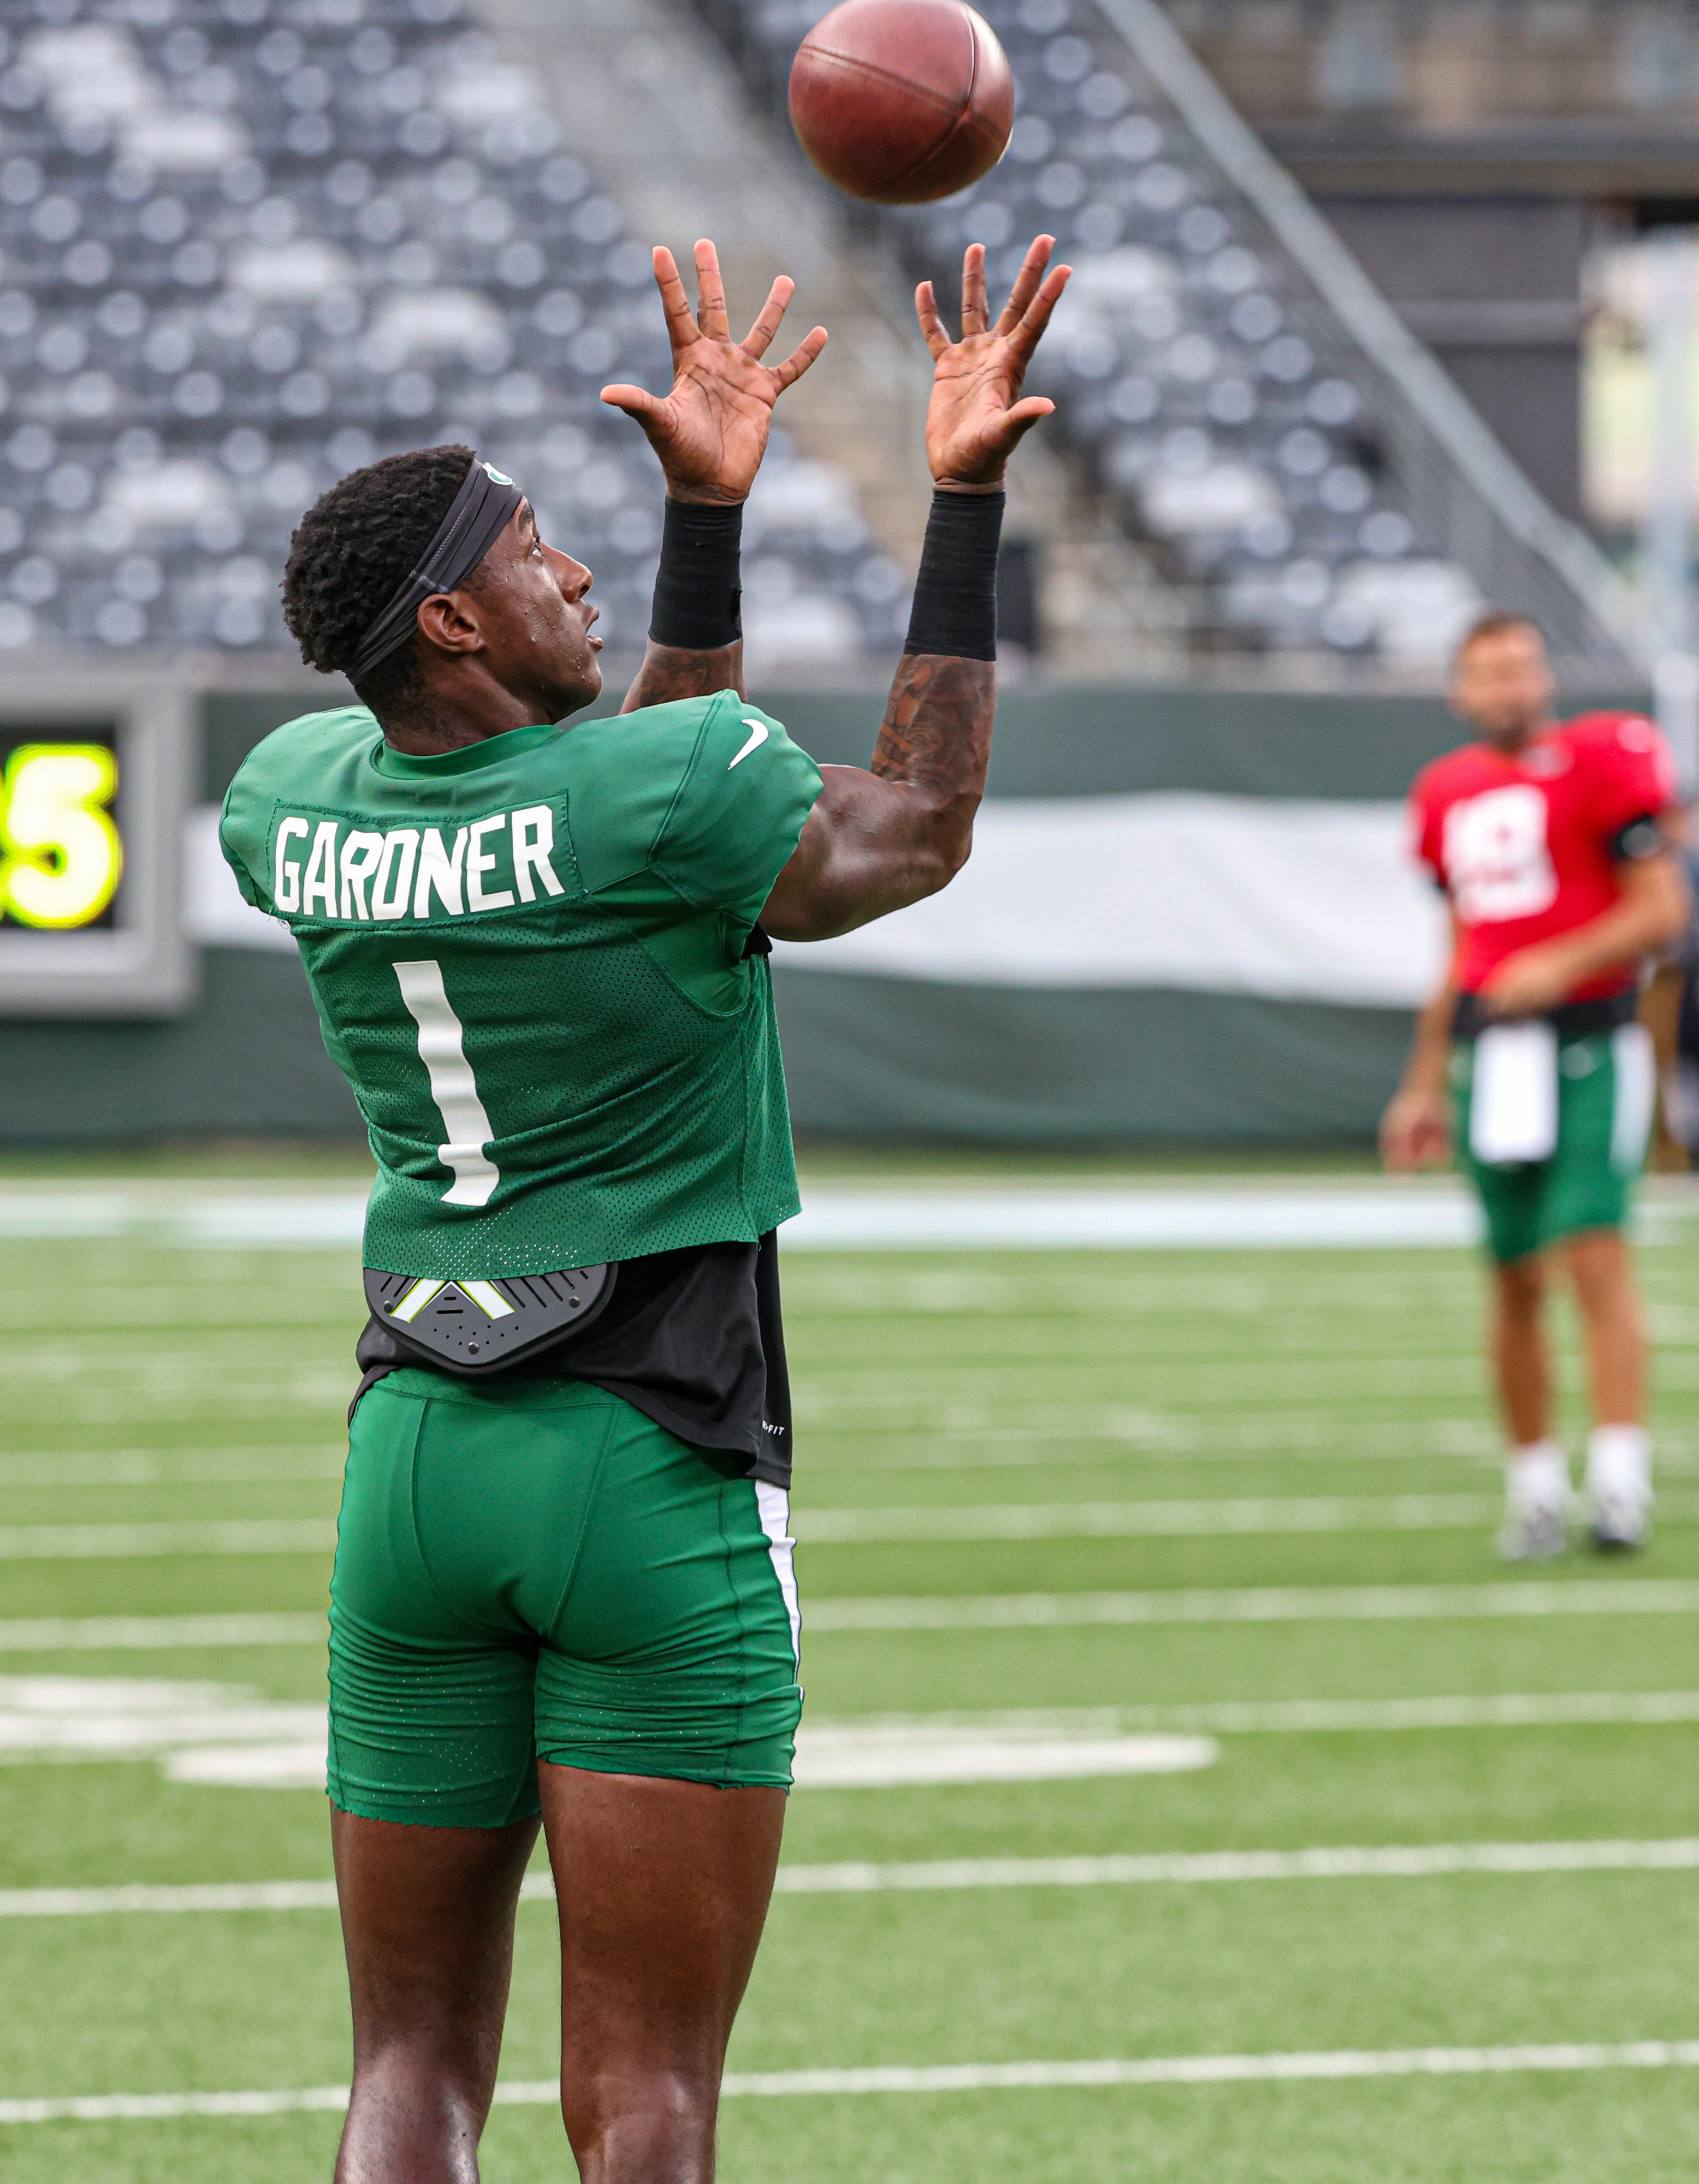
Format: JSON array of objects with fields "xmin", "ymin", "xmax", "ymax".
[{"xmin": 3, "ymin": 1176, "xmax": 1699, "ymax": 2182}]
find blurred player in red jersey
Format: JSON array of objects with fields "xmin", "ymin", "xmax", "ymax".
[{"xmin": 1382, "ymin": 613, "xmax": 1691, "ymax": 1559}]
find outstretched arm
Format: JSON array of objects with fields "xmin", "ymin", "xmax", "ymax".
[
  {"xmin": 601, "ymin": 239, "xmax": 827, "ymax": 711},
  {"xmin": 762, "ymin": 236, "xmax": 1069, "ymax": 942},
  {"xmin": 764, "ymin": 661, "xmax": 993, "ymax": 938}
]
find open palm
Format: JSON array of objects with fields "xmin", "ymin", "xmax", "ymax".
[
  {"xmin": 919, "ymin": 235, "xmax": 1071, "ymax": 488},
  {"xmin": 601, "ymin": 240, "xmax": 827, "ymax": 506}
]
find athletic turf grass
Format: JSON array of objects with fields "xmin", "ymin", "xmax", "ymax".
[{"xmin": 2, "ymin": 1190, "xmax": 1698, "ymax": 2181}]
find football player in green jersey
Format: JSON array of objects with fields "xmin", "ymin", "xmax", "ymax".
[{"xmin": 224, "ymin": 233, "xmax": 1068, "ymax": 2184}]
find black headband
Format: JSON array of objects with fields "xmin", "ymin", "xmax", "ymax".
[{"xmin": 347, "ymin": 456, "xmax": 527, "ymax": 687}]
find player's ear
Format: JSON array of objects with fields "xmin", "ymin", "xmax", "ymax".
[{"xmin": 415, "ymin": 590, "xmax": 486, "ymax": 658}]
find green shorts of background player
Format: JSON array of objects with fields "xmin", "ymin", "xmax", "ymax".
[
  {"xmin": 1448, "ymin": 1024, "xmax": 1657, "ymax": 1559},
  {"xmin": 1452, "ymin": 1029, "xmax": 1646, "ymax": 1266}
]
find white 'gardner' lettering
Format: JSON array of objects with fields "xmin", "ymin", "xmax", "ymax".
[
  {"xmin": 466, "ymin": 815, "xmax": 514, "ymax": 912},
  {"xmin": 413, "ymin": 827, "xmax": 467, "ymax": 919},
  {"xmin": 393, "ymin": 959, "xmax": 500, "ymax": 1208},
  {"xmin": 372, "ymin": 830, "xmax": 418, "ymax": 921},
  {"xmin": 274, "ymin": 816, "xmax": 309, "ymax": 913},
  {"xmin": 283, "ymin": 811, "xmax": 567, "ymax": 925},
  {"xmin": 512, "ymin": 805, "xmax": 565, "ymax": 902},
  {"xmin": 339, "ymin": 830, "xmax": 384, "ymax": 919},
  {"xmin": 301, "ymin": 820, "xmax": 340, "ymax": 918}
]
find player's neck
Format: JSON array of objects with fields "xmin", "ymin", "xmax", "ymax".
[
  {"xmin": 1482, "ymin": 716, "xmax": 1551, "ymax": 758},
  {"xmin": 377, "ymin": 662, "xmax": 589, "ymax": 756}
]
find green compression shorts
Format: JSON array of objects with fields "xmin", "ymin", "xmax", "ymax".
[
  {"xmin": 1452, "ymin": 1024, "xmax": 1655, "ymax": 1266},
  {"xmin": 328, "ymin": 1373, "xmax": 802, "ymax": 1828}
]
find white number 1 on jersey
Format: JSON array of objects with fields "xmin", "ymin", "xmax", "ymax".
[{"xmin": 394, "ymin": 959, "xmax": 500, "ymax": 1208}]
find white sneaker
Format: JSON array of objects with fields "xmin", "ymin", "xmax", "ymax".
[
  {"xmin": 1498, "ymin": 1443, "xmax": 1571, "ymax": 1562},
  {"xmin": 1585, "ymin": 1427, "xmax": 1651, "ymax": 1553},
  {"xmin": 1497, "ymin": 1503, "xmax": 1569, "ymax": 1562},
  {"xmin": 1588, "ymin": 1491, "xmax": 1649, "ymax": 1553}
]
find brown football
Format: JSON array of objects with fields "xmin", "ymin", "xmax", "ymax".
[{"xmin": 788, "ymin": 0, "xmax": 1015, "ymax": 206}]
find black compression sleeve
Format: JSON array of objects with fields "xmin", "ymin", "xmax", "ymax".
[
  {"xmin": 1609, "ymin": 812, "xmax": 1665, "ymax": 862},
  {"xmin": 649, "ymin": 499, "xmax": 743, "ymax": 650},
  {"xmin": 903, "ymin": 489, "xmax": 1004, "ymax": 661}
]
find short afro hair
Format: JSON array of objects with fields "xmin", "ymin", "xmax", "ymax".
[{"xmin": 281, "ymin": 444, "xmax": 476, "ymax": 713}]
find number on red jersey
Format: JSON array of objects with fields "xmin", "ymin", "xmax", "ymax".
[{"xmin": 1440, "ymin": 784, "xmax": 1558, "ymax": 923}]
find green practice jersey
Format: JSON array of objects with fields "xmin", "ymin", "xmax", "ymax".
[{"xmin": 220, "ymin": 692, "xmax": 822, "ymax": 1280}]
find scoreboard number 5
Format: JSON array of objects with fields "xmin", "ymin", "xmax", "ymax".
[{"xmin": 0, "ymin": 743, "xmax": 124, "ymax": 929}]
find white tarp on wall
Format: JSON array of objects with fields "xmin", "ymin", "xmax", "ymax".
[
  {"xmin": 186, "ymin": 807, "xmax": 296, "ymax": 952},
  {"xmin": 774, "ymin": 794, "xmax": 1444, "ymax": 1006},
  {"xmin": 187, "ymin": 793, "xmax": 1447, "ymax": 1007}
]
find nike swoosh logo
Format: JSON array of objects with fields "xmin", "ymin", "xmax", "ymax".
[{"xmin": 729, "ymin": 721, "xmax": 768, "ymax": 769}]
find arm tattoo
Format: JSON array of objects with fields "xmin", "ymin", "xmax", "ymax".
[
  {"xmin": 621, "ymin": 639, "xmax": 746, "ymax": 714},
  {"xmin": 758, "ymin": 654, "xmax": 997, "ymax": 941},
  {"xmin": 871, "ymin": 652, "xmax": 994, "ymax": 808}
]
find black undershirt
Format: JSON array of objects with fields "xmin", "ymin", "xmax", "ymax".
[{"xmin": 351, "ymin": 1231, "xmax": 794, "ymax": 1488}]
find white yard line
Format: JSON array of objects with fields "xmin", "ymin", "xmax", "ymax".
[
  {"xmin": 2, "ymin": 1183, "xmax": 1695, "ymax": 1252},
  {"xmin": 0, "ymin": 1584, "xmax": 1691, "ymax": 1652},
  {"xmin": 800, "ymin": 1417, "xmax": 1513, "ymax": 1463},
  {"xmin": 806, "ymin": 1580, "xmax": 1699, "ymax": 1630},
  {"xmin": 775, "ymin": 1839, "xmax": 1699, "ymax": 1890},
  {"xmin": 0, "ymin": 1615, "xmax": 325, "ymax": 1652},
  {"xmin": 1204, "ymin": 1692, "xmax": 1699, "ymax": 1730},
  {"xmin": 7, "ymin": 1838, "xmax": 1699, "ymax": 1918},
  {"xmin": 7, "ymin": 2040, "xmax": 1699, "ymax": 2122},
  {"xmin": 886, "ymin": 1693, "xmax": 1699, "ymax": 1734},
  {"xmin": 798, "ymin": 1495, "xmax": 1505, "ymax": 1542},
  {"xmin": 0, "ymin": 1522, "xmax": 335, "ymax": 1560},
  {"xmin": 0, "ymin": 1880, "xmax": 342, "ymax": 1915},
  {"xmin": 785, "ymin": 1191, "xmax": 1488, "ymax": 1250},
  {"xmin": 0, "ymin": 2086, "xmax": 353, "ymax": 2124},
  {"xmin": 0, "ymin": 1450, "xmax": 344, "ymax": 1487},
  {"xmin": 815, "ymin": 1694, "xmax": 1699, "ymax": 1735},
  {"xmin": 9, "ymin": 1498, "xmax": 1697, "ymax": 1559},
  {"xmin": 723, "ymin": 2041, "xmax": 1699, "ymax": 2093}
]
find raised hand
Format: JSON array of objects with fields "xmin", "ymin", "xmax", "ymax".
[
  {"xmin": 601, "ymin": 240, "xmax": 828, "ymax": 506},
  {"xmin": 917, "ymin": 235, "xmax": 1071, "ymax": 490}
]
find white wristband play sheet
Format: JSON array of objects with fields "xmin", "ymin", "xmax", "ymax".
[{"xmin": 1470, "ymin": 1021, "xmax": 1559, "ymax": 1166}]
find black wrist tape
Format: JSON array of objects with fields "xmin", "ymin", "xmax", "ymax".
[
  {"xmin": 903, "ymin": 489, "xmax": 1004, "ymax": 661},
  {"xmin": 649, "ymin": 499, "xmax": 743, "ymax": 650}
]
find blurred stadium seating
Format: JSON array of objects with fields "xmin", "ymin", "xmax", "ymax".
[
  {"xmin": 0, "ymin": 0, "xmax": 898, "ymax": 661},
  {"xmin": 0, "ymin": 0, "xmax": 1653, "ymax": 676},
  {"xmin": 694, "ymin": 0, "xmax": 1636, "ymax": 673}
]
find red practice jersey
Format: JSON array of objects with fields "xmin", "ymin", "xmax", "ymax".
[{"xmin": 1410, "ymin": 711, "xmax": 1677, "ymax": 1001}]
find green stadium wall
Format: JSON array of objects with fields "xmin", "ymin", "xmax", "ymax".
[{"xmin": 0, "ymin": 679, "xmax": 1546, "ymax": 1147}]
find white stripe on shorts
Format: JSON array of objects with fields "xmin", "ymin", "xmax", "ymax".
[
  {"xmin": 1611, "ymin": 1022, "xmax": 1656, "ymax": 1174},
  {"xmin": 755, "ymin": 1482, "xmax": 801, "ymax": 1666}
]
